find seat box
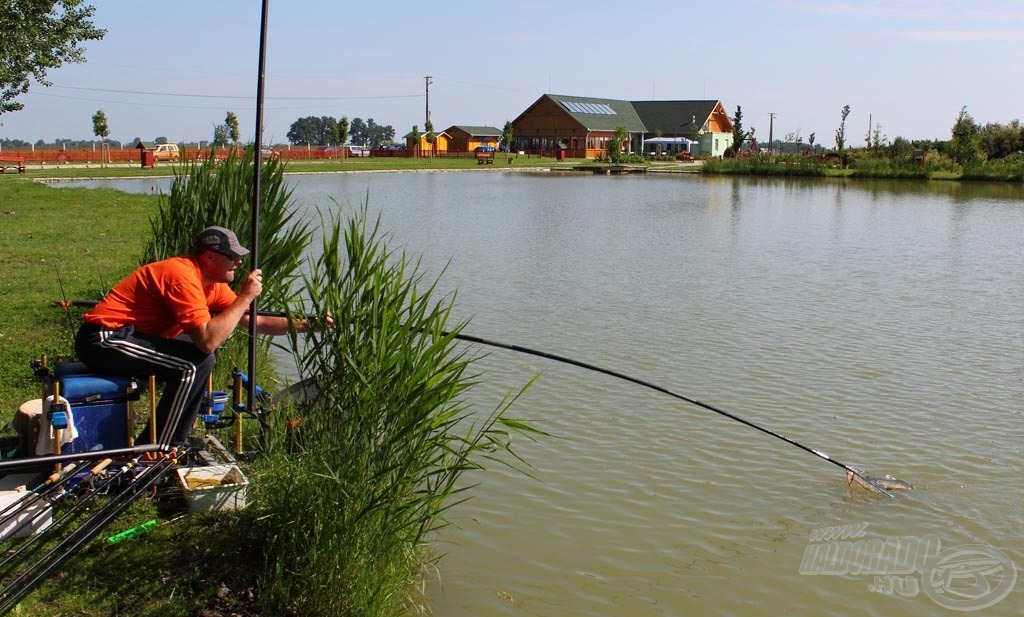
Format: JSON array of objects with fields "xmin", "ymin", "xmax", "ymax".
[{"xmin": 67, "ymin": 401, "xmax": 130, "ymax": 453}]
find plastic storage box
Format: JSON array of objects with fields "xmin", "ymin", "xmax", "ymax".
[{"xmin": 176, "ymin": 464, "xmax": 248, "ymax": 512}]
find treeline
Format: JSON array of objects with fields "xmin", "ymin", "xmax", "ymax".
[{"xmin": 286, "ymin": 116, "xmax": 396, "ymax": 148}]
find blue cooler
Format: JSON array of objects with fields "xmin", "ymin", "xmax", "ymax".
[{"xmin": 53, "ymin": 362, "xmax": 139, "ymax": 453}]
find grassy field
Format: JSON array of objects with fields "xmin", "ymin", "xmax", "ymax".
[{"xmin": 0, "ymin": 177, "xmax": 157, "ymax": 415}]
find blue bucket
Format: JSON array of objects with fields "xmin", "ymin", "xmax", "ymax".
[{"xmin": 202, "ymin": 391, "xmax": 230, "ymax": 424}]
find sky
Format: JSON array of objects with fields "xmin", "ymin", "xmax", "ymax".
[{"xmin": 2, "ymin": 0, "xmax": 1023, "ymax": 146}]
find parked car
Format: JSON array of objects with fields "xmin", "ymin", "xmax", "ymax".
[
  {"xmin": 153, "ymin": 143, "xmax": 180, "ymax": 161},
  {"xmin": 345, "ymin": 145, "xmax": 370, "ymax": 157}
]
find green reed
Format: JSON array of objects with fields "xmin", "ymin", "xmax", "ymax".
[{"xmin": 246, "ymin": 206, "xmax": 538, "ymax": 616}]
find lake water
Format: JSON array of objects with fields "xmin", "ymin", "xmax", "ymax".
[{"xmin": 63, "ymin": 171, "xmax": 1024, "ymax": 615}]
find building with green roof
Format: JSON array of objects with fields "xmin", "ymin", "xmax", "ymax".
[{"xmin": 511, "ymin": 94, "xmax": 734, "ymax": 159}]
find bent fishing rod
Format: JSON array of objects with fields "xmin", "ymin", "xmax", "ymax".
[
  {"xmin": 445, "ymin": 330, "xmax": 897, "ymax": 497},
  {"xmin": 69, "ymin": 301, "xmax": 897, "ymax": 495}
]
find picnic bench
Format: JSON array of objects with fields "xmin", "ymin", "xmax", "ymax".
[{"xmin": 0, "ymin": 156, "xmax": 26, "ymax": 174}]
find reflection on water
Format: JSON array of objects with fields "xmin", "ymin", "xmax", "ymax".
[{"xmin": 56, "ymin": 172, "xmax": 1024, "ymax": 616}]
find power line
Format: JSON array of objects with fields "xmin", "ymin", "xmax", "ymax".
[{"xmin": 50, "ymin": 84, "xmax": 422, "ymax": 101}]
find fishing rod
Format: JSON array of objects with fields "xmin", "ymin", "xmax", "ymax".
[
  {"xmin": 67, "ymin": 301, "xmax": 901, "ymax": 494},
  {"xmin": 446, "ymin": 331, "xmax": 900, "ymax": 497},
  {"xmin": 0, "ymin": 461, "xmax": 91, "ymax": 541},
  {"xmin": 0, "ymin": 459, "xmax": 120, "ymax": 574},
  {"xmin": 0, "ymin": 444, "xmax": 165, "ymax": 472},
  {"xmin": 247, "ymin": 0, "xmax": 270, "ymax": 440},
  {"xmin": 0, "ymin": 457, "xmax": 176, "ymax": 613}
]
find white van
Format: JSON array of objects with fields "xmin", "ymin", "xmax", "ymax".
[
  {"xmin": 345, "ymin": 145, "xmax": 370, "ymax": 158},
  {"xmin": 153, "ymin": 143, "xmax": 180, "ymax": 161}
]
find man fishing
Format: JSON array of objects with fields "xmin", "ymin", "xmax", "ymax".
[{"xmin": 74, "ymin": 226, "xmax": 327, "ymax": 447}]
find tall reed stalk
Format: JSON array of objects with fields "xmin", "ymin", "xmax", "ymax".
[{"xmin": 248, "ymin": 206, "xmax": 538, "ymax": 616}]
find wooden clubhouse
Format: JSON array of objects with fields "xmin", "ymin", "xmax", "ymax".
[{"xmin": 510, "ymin": 94, "xmax": 734, "ymax": 159}]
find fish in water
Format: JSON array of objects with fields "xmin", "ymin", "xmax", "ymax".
[{"xmin": 847, "ymin": 470, "xmax": 913, "ymax": 492}]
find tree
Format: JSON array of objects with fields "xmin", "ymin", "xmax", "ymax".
[
  {"xmin": 336, "ymin": 116, "xmax": 350, "ymax": 149},
  {"xmin": 729, "ymin": 105, "xmax": 744, "ymax": 156},
  {"xmin": 349, "ymin": 118, "xmax": 368, "ymax": 146},
  {"xmin": 835, "ymin": 104, "xmax": 851, "ymax": 152},
  {"xmin": 424, "ymin": 119, "xmax": 435, "ymax": 159},
  {"xmin": 286, "ymin": 116, "xmax": 335, "ymax": 146},
  {"xmin": 0, "ymin": 1, "xmax": 106, "ymax": 114},
  {"xmin": 949, "ymin": 106, "xmax": 981, "ymax": 167},
  {"xmin": 976, "ymin": 120, "xmax": 1024, "ymax": 160},
  {"xmin": 154, "ymin": 136, "xmax": 168, "ymax": 144},
  {"xmin": 870, "ymin": 123, "xmax": 886, "ymax": 152},
  {"xmin": 410, "ymin": 125, "xmax": 420, "ymax": 158},
  {"xmin": 348, "ymin": 117, "xmax": 394, "ymax": 149},
  {"xmin": 501, "ymin": 120, "xmax": 514, "ymax": 162},
  {"xmin": 225, "ymin": 111, "xmax": 240, "ymax": 145},
  {"xmin": 91, "ymin": 108, "xmax": 108, "ymax": 166},
  {"xmin": 212, "ymin": 124, "xmax": 229, "ymax": 147},
  {"xmin": 605, "ymin": 126, "xmax": 628, "ymax": 163},
  {"xmin": 369, "ymin": 121, "xmax": 396, "ymax": 149}
]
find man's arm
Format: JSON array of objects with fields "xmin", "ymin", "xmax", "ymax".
[
  {"xmin": 185, "ymin": 270, "xmax": 262, "ymax": 354},
  {"xmin": 242, "ymin": 312, "xmax": 334, "ymax": 335}
]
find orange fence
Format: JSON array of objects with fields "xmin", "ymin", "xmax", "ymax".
[{"xmin": 0, "ymin": 147, "xmax": 509, "ymax": 164}]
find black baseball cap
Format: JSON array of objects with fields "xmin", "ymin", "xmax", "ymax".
[{"xmin": 194, "ymin": 226, "xmax": 250, "ymax": 258}]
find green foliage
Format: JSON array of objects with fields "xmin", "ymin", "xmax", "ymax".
[
  {"xmin": 976, "ymin": 119, "xmax": 1024, "ymax": 160},
  {"xmin": 604, "ymin": 126, "xmax": 629, "ymax": 163},
  {"xmin": 950, "ymin": 106, "xmax": 982, "ymax": 167},
  {"xmin": 729, "ymin": 105, "xmax": 744, "ymax": 156},
  {"xmin": 835, "ymin": 104, "xmax": 851, "ymax": 152},
  {"xmin": 248, "ymin": 205, "xmax": 538, "ymax": 616},
  {"xmin": 225, "ymin": 111, "xmax": 240, "ymax": 145},
  {"xmin": 346, "ymin": 117, "xmax": 396, "ymax": 149},
  {"xmin": 287, "ymin": 115, "xmax": 338, "ymax": 146},
  {"xmin": 961, "ymin": 151, "xmax": 1024, "ymax": 181},
  {"xmin": 703, "ymin": 154, "xmax": 826, "ymax": 176},
  {"xmin": 335, "ymin": 116, "xmax": 350, "ymax": 147},
  {"xmin": 848, "ymin": 157, "xmax": 927, "ymax": 179},
  {"xmin": 212, "ymin": 124, "xmax": 229, "ymax": 147},
  {"xmin": 501, "ymin": 120, "xmax": 514, "ymax": 152},
  {"xmin": 0, "ymin": 0, "xmax": 105, "ymax": 114},
  {"xmin": 91, "ymin": 109, "xmax": 109, "ymax": 139}
]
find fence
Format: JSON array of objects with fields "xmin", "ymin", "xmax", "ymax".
[{"xmin": 0, "ymin": 147, "xmax": 518, "ymax": 164}]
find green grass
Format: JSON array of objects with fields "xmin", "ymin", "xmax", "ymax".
[
  {"xmin": 7, "ymin": 152, "xmax": 563, "ymax": 180},
  {"xmin": 0, "ymin": 177, "xmax": 156, "ymax": 414}
]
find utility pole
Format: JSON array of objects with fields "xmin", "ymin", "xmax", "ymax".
[
  {"xmin": 424, "ymin": 75, "xmax": 433, "ymax": 125},
  {"xmin": 768, "ymin": 112, "xmax": 776, "ymax": 154}
]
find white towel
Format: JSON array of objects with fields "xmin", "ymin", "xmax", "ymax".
[{"xmin": 35, "ymin": 396, "xmax": 78, "ymax": 456}]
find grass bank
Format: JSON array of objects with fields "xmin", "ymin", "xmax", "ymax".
[{"xmin": 0, "ymin": 177, "xmax": 157, "ymax": 414}]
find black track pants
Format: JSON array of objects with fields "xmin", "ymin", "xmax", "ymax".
[{"xmin": 75, "ymin": 323, "xmax": 215, "ymax": 446}]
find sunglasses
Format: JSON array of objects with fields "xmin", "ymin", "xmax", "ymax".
[{"xmin": 210, "ymin": 249, "xmax": 242, "ymax": 261}]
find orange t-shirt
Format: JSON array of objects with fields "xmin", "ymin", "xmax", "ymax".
[{"xmin": 83, "ymin": 256, "xmax": 237, "ymax": 339}]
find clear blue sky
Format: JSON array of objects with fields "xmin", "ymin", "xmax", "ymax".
[{"xmin": 3, "ymin": 0, "xmax": 1021, "ymax": 146}]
